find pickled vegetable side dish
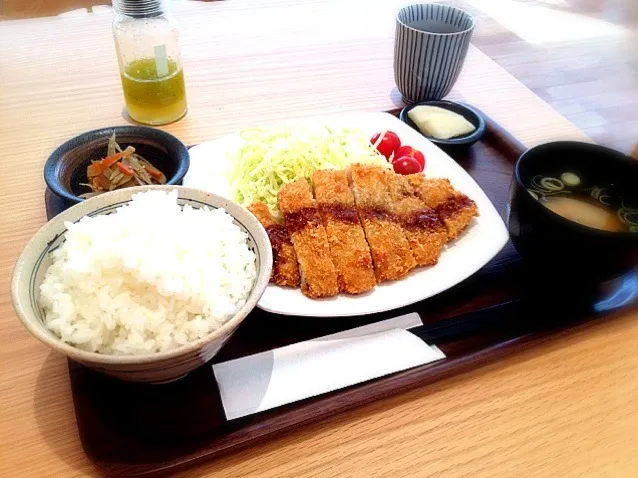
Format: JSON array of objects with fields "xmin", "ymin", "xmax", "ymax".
[{"xmin": 80, "ymin": 134, "xmax": 167, "ymax": 198}]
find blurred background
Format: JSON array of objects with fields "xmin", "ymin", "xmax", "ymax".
[{"xmin": 1, "ymin": 0, "xmax": 636, "ymax": 154}]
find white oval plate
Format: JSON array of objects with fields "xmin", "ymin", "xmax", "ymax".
[{"xmin": 184, "ymin": 113, "xmax": 509, "ymax": 317}]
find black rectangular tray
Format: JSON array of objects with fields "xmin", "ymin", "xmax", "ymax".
[{"xmin": 44, "ymin": 115, "xmax": 638, "ymax": 476}]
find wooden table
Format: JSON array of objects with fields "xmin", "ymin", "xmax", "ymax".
[{"xmin": 2, "ymin": 1, "xmax": 637, "ymax": 476}]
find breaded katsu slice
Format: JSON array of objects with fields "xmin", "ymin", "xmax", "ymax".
[
  {"xmin": 384, "ymin": 171, "xmax": 448, "ymax": 266},
  {"xmin": 407, "ymin": 176, "xmax": 479, "ymax": 239},
  {"xmin": 248, "ymin": 202, "xmax": 300, "ymax": 287},
  {"xmin": 349, "ymin": 164, "xmax": 416, "ymax": 282},
  {"xmin": 278, "ymin": 179, "xmax": 339, "ymax": 298},
  {"xmin": 312, "ymin": 170, "xmax": 376, "ymax": 294}
]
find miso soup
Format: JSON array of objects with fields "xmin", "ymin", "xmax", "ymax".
[
  {"xmin": 527, "ymin": 172, "xmax": 637, "ymax": 233},
  {"xmin": 541, "ymin": 196, "xmax": 627, "ymax": 232}
]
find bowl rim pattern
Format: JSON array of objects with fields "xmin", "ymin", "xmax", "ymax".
[{"xmin": 11, "ymin": 185, "xmax": 272, "ymax": 366}]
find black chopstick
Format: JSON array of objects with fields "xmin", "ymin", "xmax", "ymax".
[
  {"xmin": 408, "ymin": 300, "xmax": 525, "ymax": 344},
  {"xmin": 408, "ymin": 297, "xmax": 597, "ymax": 345}
]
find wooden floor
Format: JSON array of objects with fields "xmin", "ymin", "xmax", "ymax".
[
  {"xmin": 2, "ymin": 0, "xmax": 636, "ymax": 153},
  {"xmin": 451, "ymin": 0, "xmax": 638, "ymax": 153}
]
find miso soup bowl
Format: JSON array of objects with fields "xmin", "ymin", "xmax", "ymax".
[{"xmin": 508, "ymin": 142, "xmax": 638, "ymax": 284}]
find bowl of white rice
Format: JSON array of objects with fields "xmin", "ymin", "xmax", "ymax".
[{"xmin": 11, "ymin": 186, "xmax": 272, "ymax": 383}]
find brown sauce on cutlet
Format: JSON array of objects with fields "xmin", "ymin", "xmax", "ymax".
[
  {"xmin": 265, "ymin": 225, "xmax": 298, "ymax": 286},
  {"xmin": 283, "ymin": 207, "xmax": 322, "ymax": 233},
  {"xmin": 265, "ymin": 224, "xmax": 291, "ymax": 252},
  {"xmin": 318, "ymin": 204, "xmax": 359, "ymax": 224},
  {"xmin": 402, "ymin": 209, "xmax": 444, "ymax": 232},
  {"xmin": 359, "ymin": 208, "xmax": 397, "ymax": 222},
  {"xmin": 435, "ymin": 195, "xmax": 475, "ymax": 219}
]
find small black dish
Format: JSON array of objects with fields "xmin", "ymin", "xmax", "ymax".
[
  {"xmin": 399, "ymin": 100, "xmax": 486, "ymax": 149},
  {"xmin": 508, "ymin": 141, "xmax": 638, "ymax": 285},
  {"xmin": 44, "ymin": 126, "xmax": 190, "ymax": 204}
]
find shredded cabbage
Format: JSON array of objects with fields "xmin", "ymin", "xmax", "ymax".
[{"xmin": 228, "ymin": 126, "xmax": 387, "ymax": 215}]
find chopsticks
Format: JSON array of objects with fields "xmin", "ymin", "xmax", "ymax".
[{"xmin": 408, "ymin": 294, "xmax": 614, "ymax": 345}]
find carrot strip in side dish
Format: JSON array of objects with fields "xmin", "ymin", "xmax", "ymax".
[
  {"xmin": 87, "ymin": 146, "xmax": 135, "ymax": 177},
  {"xmin": 117, "ymin": 162, "xmax": 135, "ymax": 176},
  {"xmin": 277, "ymin": 179, "xmax": 339, "ymax": 298},
  {"xmin": 101, "ymin": 146, "xmax": 135, "ymax": 169},
  {"xmin": 144, "ymin": 164, "xmax": 164, "ymax": 181},
  {"xmin": 248, "ymin": 202, "xmax": 300, "ymax": 287},
  {"xmin": 312, "ymin": 169, "xmax": 376, "ymax": 294},
  {"xmin": 91, "ymin": 175, "xmax": 111, "ymax": 191}
]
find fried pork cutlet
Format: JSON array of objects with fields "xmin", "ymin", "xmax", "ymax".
[
  {"xmin": 312, "ymin": 170, "xmax": 376, "ymax": 294},
  {"xmin": 349, "ymin": 164, "xmax": 416, "ymax": 282},
  {"xmin": 248, "ymin": 202, "xmax": 300, "ymax": 287},
  {"xmin": 384, "ymin": 171, "xmax": 448, "ymax": 266},
  {"xmin": 407, "ymin": 176, "xmax": 479, "ymax": 239},
  {"xmin": 277, "ymin": 179, "xmax": 339, "ymax": 298}
]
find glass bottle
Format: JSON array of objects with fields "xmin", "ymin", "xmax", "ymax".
[{"xmin": 112, "ymin": 0, "xmax": 188, "ymax": 125}]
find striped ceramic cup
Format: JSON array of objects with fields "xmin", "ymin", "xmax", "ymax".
[{"xmin": 394, "ymin": 4, "xmax": 475, "ymax": 102}]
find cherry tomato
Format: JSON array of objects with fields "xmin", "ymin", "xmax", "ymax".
[
  {"xmin": 394, "ymin": 145, "xmax": 425, "ymax": 169},
  {"xmin": 371, "ymin": 131, "xmax": 401, "ymax": 160},
  {"xmin": 393, "ymin": 155, "xmax": 423, "ymax": 175}
]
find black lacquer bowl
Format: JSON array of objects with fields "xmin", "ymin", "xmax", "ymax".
[
  {"xmin": 508, "ymin": 141, "xmax": 638, "ymax": 285},
  {"xmin": 44, "ymin": 126, "xmax": 190, "ymax": 204},
  {"xmin": 399, "ymin": 100, "xmax": 486, "ymax": 149}
]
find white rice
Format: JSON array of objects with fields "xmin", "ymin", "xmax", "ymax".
[{"xmin": 38, "ymin": 190, "xmax": 257, "ymax": 355}]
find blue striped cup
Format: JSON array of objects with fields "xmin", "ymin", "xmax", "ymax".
[{"xmin": 394, "ymin": 4, "xmax": 475, "ymax": 102}]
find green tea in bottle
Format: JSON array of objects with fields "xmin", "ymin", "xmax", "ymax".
[{"xmin": 113, "ymin": 0, "xmax": 188, "ymax": 125}]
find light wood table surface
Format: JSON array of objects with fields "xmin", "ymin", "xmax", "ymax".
[{"xmin": 2, "ymin": 1, "xmax": 637, "ymax": 477}]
